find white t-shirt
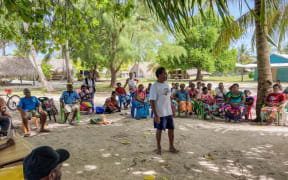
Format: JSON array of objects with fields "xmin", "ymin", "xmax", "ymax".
[
  {"xmin": 83, "ymin": 78, "xmax": 95, "ymax": 93},
  {"xmin": 150, "ymin": 81, "xmax": 172, "ymax": 117},
  {"xmin": 127, "ymin": 78, "xmax": 137, "ymax": 91}
]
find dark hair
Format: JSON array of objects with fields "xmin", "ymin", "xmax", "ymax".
[
  {"xmin": 138, "ymin": 84, "xmax": 144, "ymax": 88},
  {"xmin": 148, "ymin": 83, "xmax": 152, "ymax": 86},
  {"xmin": 244, "ymin": 89, "xmax": 250, "ymax": 94},
  {"xmin": 277, "ymin": 80, "xmax": 280, "ymax": 82},
  {"xmin": 81, "ymin": 85, "xmax": 86, "ymax": 89},
  {"xmin": 273, "ymin": 84, "xmax": 280, "ymax": 88},
  {"xmin": 155, "ymin": 67, "xmax": 165, "ymax": 78},
  {"xmin": 112, "ymin": 91, "xmax": 116, "ymax": 95},
  {"xmin": 231, "ymin": 83, "xmax": 239, "ymax": 89},
  {"xmin": 202, "ymin": 87, "xmax": 208, "ymax": 92},
  {"xmin": 116, "ymin": 82, "xmax": 121, "ymax": 85}
]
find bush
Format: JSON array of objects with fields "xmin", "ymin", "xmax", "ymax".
[
  {"xmin": 248, "ymin": 71, "xmax": 254, "ymax": 79},
  {"xmin": 42, "ymin": 62, "xmax": 53, "ymax": 79}
]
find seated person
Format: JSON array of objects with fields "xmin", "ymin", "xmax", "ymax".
[
  {"xmin": 197, "ymin": 87, "xmax": 215, "ymax": 119},
  {"xmin": 60, "ymin": 83, "xmax": 80, "ymax": 125},
  {"xmin": 261, "ymin": 84, "xmax": 286, "ymax": 125},
  {"xmin": 276, "ymin": 80, "xmax": 283, "ymax": 91},
  {"xmin": 103, "ymin": 91, "xmax": 120, "ymax": 113},
  {"xmin": 176, "ymin": 84, "xmax": 192, "ymax": 116},
  {"xmin": 79, "ymin": 85, "xmax": 93, "ymax": 113},
  {"xmin": 0, "ymin": 114, "xmax": 10, "ymax": 138},
  {"xmin": 224, "ymin": 84, "xmax": 245, "ymax": 122},
  {"xmin": 188, "ymin": 82, "xmax": 198, "ymax": 100},
  {"xmin": 215, "ymin": 82, "xmax": 227, "ymax": 116},
  {"xmin": 135, "ymin": 84, "xmax": 147, "ymax": 103},
  {"xmin": 283, "ymin": 87, "xmax": 288, "ymax": 99},
  {"xmin": 0, "ymin": 97, "xmax": 13, "ymax": 129},
  {"xmin": 172, "ymin": 83, "xmax": 179, "ymax": 97},
  {"xmin": 115, "ymin": 82, "xmax": 130, "ymax": 109},
  {"xmin": 23, "ymin": 146, "xmax": 70, "ymax": 180},
  {"xmin": 207, "ymin": 83, "xmax": 216, "ymax": 97},
  {"xmin": 17, "ymin": 88, "xmax": 50, "ymax": 136},
  {"xmin": 196, "ymin": 81, "xmax": 202, "ymax": 93},
  {"xmin": 244, "ymin": 90, "xmax": 254, "ymax": 120}
]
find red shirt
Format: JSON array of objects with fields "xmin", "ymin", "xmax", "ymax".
[
  {"xmin": 115, "ymin": 87, "xmax": 126, "ymax": 96},
  {"xmin": 136, "ymin": 90, "xmax": 146, "ymax": 101},
  {"xmin": 266, "ymin": 93, "xmax": 286, "ymax": 105}
]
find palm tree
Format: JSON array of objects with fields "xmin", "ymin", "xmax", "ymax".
[
  {"xmin": 237, "ymin": 44, "xmax": 254, "ymax": 82},
  {"xmin": 144, "ymin": 0, "xmax": 288, "ymax": 121}
]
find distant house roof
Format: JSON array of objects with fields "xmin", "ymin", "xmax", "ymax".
[
  {"xmin": 0, "ymin": 56, "xmax": 37, "ymax": 78},
  {"xmin": 236, "ymin": 53, "xmax": 288, "ymax": 68},
  {"xmin": 186, "ymin": 69, "xmax": 211, "ymax": 76}
]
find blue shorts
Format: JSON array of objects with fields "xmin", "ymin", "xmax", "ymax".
[{"xmin": 154, "ymin": 115, "xmax": 174, "ymax": 130}]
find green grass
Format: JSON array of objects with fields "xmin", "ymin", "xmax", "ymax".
[{"xmin": 203, "ymin": 75, "xmax": 254, "ymax": 82}]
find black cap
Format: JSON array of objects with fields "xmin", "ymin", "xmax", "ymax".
[{"xmin": 23, "ymin": 146, "xmax": 70, "ymax": 180}]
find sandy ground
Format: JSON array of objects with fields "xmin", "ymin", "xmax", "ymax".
[{"xmin": 6, "ymin": 91, "xmax": 288, "ymax": 180}]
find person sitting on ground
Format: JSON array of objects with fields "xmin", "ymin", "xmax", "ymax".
[
  {"xmin": 197, "ymin": 87, "xmax": 215, "ymax": 119},
  {"xmin": 79, "ymin": 85, "xmax": 93, "ymax": 113},
  {"xmin": 214, "ymin": 82, "xmax": 227, "ymax": 117},
  {"xmin": 17, "ymin": 88, "xmax": 50, "ymax": 137},
  {"xmin": 115, "ymin": 82, "xmax": 130, "ymax": 109},
  {"xmin": 60, "ymin": 83, "xmax": 80, "ymax": 125},
  {"xmin": 176, "ymin": 84, "xmax": 192, "ymax": 116},
  {"xmin": 23, "ymin": 146, "xmax": 70, "ymax": 180},
  {"xmin": 261, "ymin": 84, "xmax": 286, "ymax": 125},
  {"xmin": 103, "ymin": 91, "xmax": 120, "ymax": 113},
  {"xmin": 276, "ymin": 80, "xmax": 283, "ymax": 91},
  {"xmin": 207, "ymin": 83, "xmax": 216, "ymax": 97},
  {"xmin": 224, "ymin": 84, "xmax": 245, "ymax": 122},
  {"xmin": 244, "ymin": 90, "xmax": 254, "ymax": 120},
  {"xmin": 124, "ymin": 72, "xmax": 138, "ymax": 93}
]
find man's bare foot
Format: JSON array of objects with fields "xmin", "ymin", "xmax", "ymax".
[
  {"xmin": 169, "ymin": 147, "xmax": 179, "ymax": 153},
  {"xmin": 154, "ymin": 148, "xmax": 161, "ymax": 155},
  {"xmin": 24, "ymin": 131, "xmax": 31, "ymax": 137},
  {"xmin": 40, "ymin": 129, "xmax": 50, "ymax": 133}
]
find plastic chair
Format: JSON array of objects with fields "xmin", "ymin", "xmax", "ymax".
[{"xmin": 60, "ymin": 103, "xmax": 80, "ymax": 124}]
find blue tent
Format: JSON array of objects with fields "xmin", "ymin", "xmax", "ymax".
[{"xmin": 254, "ymin": 54, "xmax": 288, "ymax": 82}]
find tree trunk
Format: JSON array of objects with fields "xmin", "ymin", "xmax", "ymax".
[
  {"xmin": 28, "ymin": 40, "xmax": 54, "ymax": 92},
  {"xmin": 254, "ymin": 0, "xmax": 273, "ymax": 120},
  {"xmin": 64, "ymin": 40, "xmax": 73, "ymax": 83},
  {"xmin": 196, "ymin": 67, "xmax": 202, "ymax": 81},
  {"xmin": 110, "ymin": 66, "xmax": 117, "ymax": 88},
  {"xmin": 241, "ymin": 68, "xmax": 244, "ymax": 82},
  {"xmin": 2, "ymin": 41, "xmax": 6, "ymax": 56}
]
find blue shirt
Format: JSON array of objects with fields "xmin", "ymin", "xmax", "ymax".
[
  {"xmin": 176, "ymin": 90, "xmax": 189, "ymax": 101},
  {"xmin": 60, "ymin": 91, "xmax": 80, "ymax": 104},
  {"xmin": 18, "ymin": 96, "xmax": 40, "ymax": 111}
]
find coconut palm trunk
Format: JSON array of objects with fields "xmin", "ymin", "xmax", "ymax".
[
  {"xmin": 254, "ymin": 0, "xmax": 273, "ymax": 120},
  {"xmin": 64, "ymin": 40, "xmax": 73, "ymax": 83}
]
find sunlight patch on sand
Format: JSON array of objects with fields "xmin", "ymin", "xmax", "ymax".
[
  {"xmin": 186, "ymin": 152, "xmax": 194, "ymax": 154},
  {"xmin": 84, "ymin": 165, "xmax": 97, "ymax": 171},
  {"xmin": 132, "ymin": 170, "xmax": 157, "ymax": 175},
  {"xmin": 191, "ymin": 168, "xmax": 202, "ymax": 173},
  {"xmin": 259, "ymin": 175, "xmax": 274, "ymax": 180},
  {"xmin": 102, "ymin": 153, "xmax": 111, "ymax": 157},
  {"xmin": 198, "ymin": 161, "xmax": 219, "ymax": 172},
  {"xmin": 115, "ymin": 162, "xmax": 121, "ymax": 165},
  {"xmin": 99, "ymin": 149, "xmax": 105, "ymax": 151},
  {"xmin": 76, "ymin": 171, "xmax": 83, "ymax": 174},
  {"xmin": 63, "ymin": 163, "xmax": 70, "ymax": 167}
]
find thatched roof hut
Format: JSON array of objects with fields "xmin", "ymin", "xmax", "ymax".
[
  {"xmin": 0, "ymin": 56, "xmax": 37, "ymax": 78},
  {"xmin": 47, "ymin": 58, "xmax": 73, "ymax": 74}
]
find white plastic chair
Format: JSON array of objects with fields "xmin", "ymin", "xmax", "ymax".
[{"xmin": 280, "ymin": 101, "xmax": 288, "ymax": 126}]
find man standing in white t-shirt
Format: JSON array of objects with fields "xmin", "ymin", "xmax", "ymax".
[{"xmin": 150, "ymin": 67, "xmax": 177, "ymax": 155}]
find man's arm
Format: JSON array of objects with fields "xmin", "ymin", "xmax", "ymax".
[{"xmin": 151, "ymin": 100, "xmax": 160, "ymax": 123}]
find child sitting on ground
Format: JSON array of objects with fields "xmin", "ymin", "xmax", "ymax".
[{"xmin": 103, "ymin": 91, "xmax": 120, "ymax": 113}]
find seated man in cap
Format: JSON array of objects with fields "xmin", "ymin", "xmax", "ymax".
[
  {"xmin": 60, "ymin": 83, "xmax": 80, "ymax": 125},
  {"xmin": 17, "ymin": 88, "xmax": 50, "ymax": 137},
  {"xmin": 23, "ymin": 146, "xmax": 70, "ymax": 180}
]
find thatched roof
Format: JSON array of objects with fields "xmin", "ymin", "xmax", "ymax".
[
  {"xmin": 0, "ymin": 56, "xmax": 37, "ymax": 78},
  {"xmin": 47, "ymin": 58, "xmax": 73, "ymax": 74}
]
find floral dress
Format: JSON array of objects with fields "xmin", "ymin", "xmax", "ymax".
[
  {"xmin": 260, "ymin": 93, "xmax": 286, "ymax": 121},
  {"xmin": 79, "ymin": 90, "xmax": 92, "ymax": 111},
  {"xmin": 198, "ymin": 93, "xmax": 215, "ymax": 116},
  {"xmin": 224, "ymin": 91, "xmax": 245, "ymax": 121}
]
